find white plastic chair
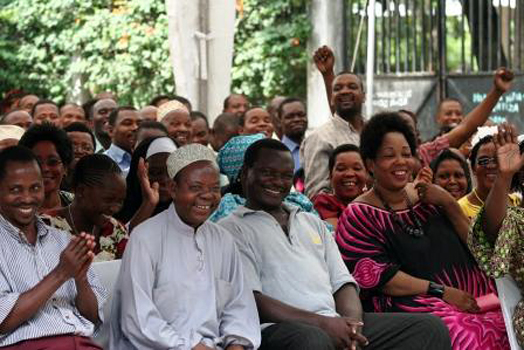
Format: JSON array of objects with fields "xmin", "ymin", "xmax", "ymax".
[
  {"xmin": 91, "ymin": 260, "xmax": 122, "ymax": 349},
  {"xmin": 496, "ymin": 275, "xmax": 523, "ymax": 350}
]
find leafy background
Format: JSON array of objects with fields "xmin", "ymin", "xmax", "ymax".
[{"xmin": 0, "ymin": 0, "xmax": 311, "ymax": 107}]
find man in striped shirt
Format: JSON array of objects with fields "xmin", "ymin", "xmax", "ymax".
[{"xmin": 0, "ymin": 146, "xmax": 107, "ymax": 349}]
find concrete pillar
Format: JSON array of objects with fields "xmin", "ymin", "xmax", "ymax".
[
  {"xmin": 165, "ymin": 0, "xmax": 235, "ymax": 123},
  {"xmin": 307, "ymin": 0, "xmax": 344, "ymax": 129}
]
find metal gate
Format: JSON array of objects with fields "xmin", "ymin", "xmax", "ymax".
[{"xmin": 342, "ymin": 0, "xmax": 524, "ymax": 139}]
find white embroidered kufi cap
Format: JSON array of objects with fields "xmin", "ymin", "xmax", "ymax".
[{"xmin": 167, "ymin": 144, "xmax": 217, "ymax": 179}]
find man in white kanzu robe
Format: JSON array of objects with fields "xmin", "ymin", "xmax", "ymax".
[{"xmin": 110, "ymin": 144, "xmax": 260, "ymax": 350}]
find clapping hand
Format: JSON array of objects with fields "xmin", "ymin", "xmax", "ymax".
[{"xmin": 56, "ymin": 233, "xmax": 96, "ymax": 281}]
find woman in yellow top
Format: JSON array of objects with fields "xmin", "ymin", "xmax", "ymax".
[{"xmin": 458, "ymin": 134, "xmax": 520, "ymax": 220}]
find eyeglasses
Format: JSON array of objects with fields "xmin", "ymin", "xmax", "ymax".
[
  {"xmin": 477, "ymin": 156, "xmax": 497, "ymax": 167},
  {"xmin": 37, "ymin": 157, "xmax": 62, "ymax": 167}
]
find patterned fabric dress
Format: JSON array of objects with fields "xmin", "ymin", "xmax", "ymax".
[
  {"xmin": 40, "ymin": 211, "xmax": 128, "ymax": 262},
  {"xmin": 336, "ymin": 201, "xmax": 509, "ymax": 350},
  {"xmin": 469, "ymin": 206, "xmax": 524, "ymax": 345}
]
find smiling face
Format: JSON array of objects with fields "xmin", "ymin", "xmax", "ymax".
[
  {"xmin": 473, "ymin": 141, "xmax": 498, "ymax": 193},
  {"xmin": 241, "ymin": 108, "xmax": 274, "ymax": 138},
  {"xmin": 0, "ymin": 160, "xmax": 44, "ymax": 232},
  {"xmin": 281, "ymin": 101, "xmax": 308, "ymax": 140},
  {"xmin": 78, "ymin": 172, "xmax": 126, "ymax": 227},
  {"xmin": 243, "ymin": 148, "xmax": 294, "ymax": 210},
  {"xmin": 330, "ymin": 151, "xmax": 367, "ymax": 204},
  {"xmin": 162, "ymin": 110, "xmax": 192, "ymax": 146},
  {"xmin": 367, "ymin": 132, "xmax": 414, "ymax": 191},
  {"xmin": 436, "ymin": 100, "xmax": 463, "ymax": 127},
  {"xmin": 31, "ymin": 140, "xmax": 66, "ymax": 195},
  {"xmin": 191, "ymin": 118, "xmax": 210, "ymax": 146},
  {"xmin": 434, "ymin": 158, "xmax": 468, "ymax": 200},
  {"xmin": 170, "ymin": 161, "xmax": 221, "ymax": 228},
  {"xmin": 93, "ymin": 99, "xmax": 117, "ymax": 137},
  {"xmin": 110, "ymin": 109, "xmax": 141, "ymax": 152},
  {"xmin": 331, "ymin": 74, "xmax": 365, "ymax": 118}
]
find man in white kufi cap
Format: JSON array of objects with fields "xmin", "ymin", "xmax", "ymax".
[{"xmin": 110, "ymin": 144, "xmax": 260, "ymax": 350}]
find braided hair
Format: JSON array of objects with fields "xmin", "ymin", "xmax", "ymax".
[{"xmin": 71, "ymin": 154, "xmax": 122, "ymax": 190}]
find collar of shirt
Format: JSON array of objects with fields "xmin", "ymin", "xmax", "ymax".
[
  {"xmin": 166, "ymin": 202, "xmax": 212, "ymax": 237},
  {"xmin": 333, "ymin": 112, "xmax": 360, "ymax": 133},
  {"xmin": 0, "ymin": 213, "xmax": 49, "ymax": 245},
  {"xmin": 234, "ymin": 203, "xmax": 299, "ymax": 218},
  {"xmin": 105, "ymin": 143, "xmax": 131, "ymax": 164},
  {"xmin": 282, "ymin": 135, "xmax": 300, "ymax": 152}
]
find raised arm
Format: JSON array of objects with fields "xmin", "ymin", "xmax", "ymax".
[
  {"xmin": 482, "ymin": 124, "xmax": 523, "ymax": 242},
  {"xmin": 313, "ymin": 45, "xmax": 336, "ymax": 115},
  {"xmin": 446, "ymin": 67, "xmax": 514, "ymax": 148},
  {"xmin": 128, "ymin": 158, "xmax": 160, "ymax": 232}
]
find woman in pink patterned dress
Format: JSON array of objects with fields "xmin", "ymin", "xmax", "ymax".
[{"xmin": 335, "ymin": 112, "xmax": 508, "ymax": 350}]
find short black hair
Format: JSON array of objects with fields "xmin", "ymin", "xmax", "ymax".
[
  {"xmin": 63, "ymin": 122, "xmax": 96, "ymax": 150},
  {"xmin": 469, "ymin": 135, "xmax": 494, "ymax": 169},
  {"xmin": 430, "ymin": 149, "xmax": 472, "ymax": 194},
  {"xmin": 172, "ymin": 95, "xmax": 192, "ymax": 111},
  {"xmin": 0, "ymin": 146, "xmax": 40, "ymax": 182},
  {"xmin": 137, "ymin": 120, "xmax": 168, "ymax": 134},
  {"xmin": 72, "ymin": 154, "xmax": 122, "ymax": 189},
  {"xmin": 150, "ymin": 94, "xmax": 173, "ymax": 107},
  {"xmin": 108, "ymin": 106, "xmax": 137, "ymax": 126},
  {"xmin": 190, "ymin": 111, "xmax": 209, "ymax": 128},
  {"xmin": 360, "ymin": 111, "xmax": 417, "ymax": 163},
  {"xmin": 243, "ymin": 138, "xmax": 291, "ymax": 170},
  {"xmin": 19, "ymin": 123, "xmax": 73, "ymax": 166},
  {"xmin": 334, "ymin": 71, "xmax": 365, "ymax": 92},
  {"xmin": 277, "ymin": 97, "xmax": 304, "ymax": 119},
  {"xmin": 213, "ymin": 113, "xmax": 239, "ymax": 133},
  {"xmin": 328, "ymin": 144, "xmax": 361, "ymax": 175},
  {"xmin": 31, "ymin": 99, "xmax": 58, "ymax": 117},
  {"xmin": 438, "ymin": 97, "xmax": 463, "ymax": 112}
]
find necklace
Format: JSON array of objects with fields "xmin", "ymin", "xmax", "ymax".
[
  {"xmin": 472, "ymin": 188, "xmax": 485, "ymax": 206},
  {"xmin": 374, "ymin": 187, "xmax": 424, "ymax": 237},
  {"xmin": 67, "ymin": 205, "xmax": 95, "ymax": 236}
]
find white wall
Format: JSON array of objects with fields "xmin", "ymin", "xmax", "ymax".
[{"xmin": 307, "ymin": 0, "xmax": 345, "ymax": 129}]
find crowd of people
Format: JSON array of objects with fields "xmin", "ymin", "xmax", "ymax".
[{"xmin": 0, "ymin": 44, "xmax": 522, "ymax": 350}]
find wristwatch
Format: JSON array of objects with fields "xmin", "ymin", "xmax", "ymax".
[{"xmin": 427, "ymin": 282, "xmax": 445, "ymax": 298}]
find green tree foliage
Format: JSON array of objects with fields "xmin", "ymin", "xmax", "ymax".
[
  {"xmin": 231, "ymin": 0, "xmax": 311, "ymax": 105},
  {"xmin": 0, "ymin": 0, "xmax": 174, "ymax": 106},
  {"xmin": 1, "ymin": 0, "xmax": 311, "ymax": 107}
]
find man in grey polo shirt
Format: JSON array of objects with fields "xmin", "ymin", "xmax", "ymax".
[{"xmin": 218, "ymin": 138, "xmax": 451, "ymax": 350}]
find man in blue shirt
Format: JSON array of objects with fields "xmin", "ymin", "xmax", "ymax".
[
  {"xmin": 104, "ymin": 106, "xmax": 141, "ymax": 177},
  {"xmin": 278, "ymin": 98, "xmax": 307, "ymax": 174}
]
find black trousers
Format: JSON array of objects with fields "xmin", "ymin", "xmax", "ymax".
[{"xmin": 260, "ymin": 312, "xmax": 452, "ymax": 350}]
